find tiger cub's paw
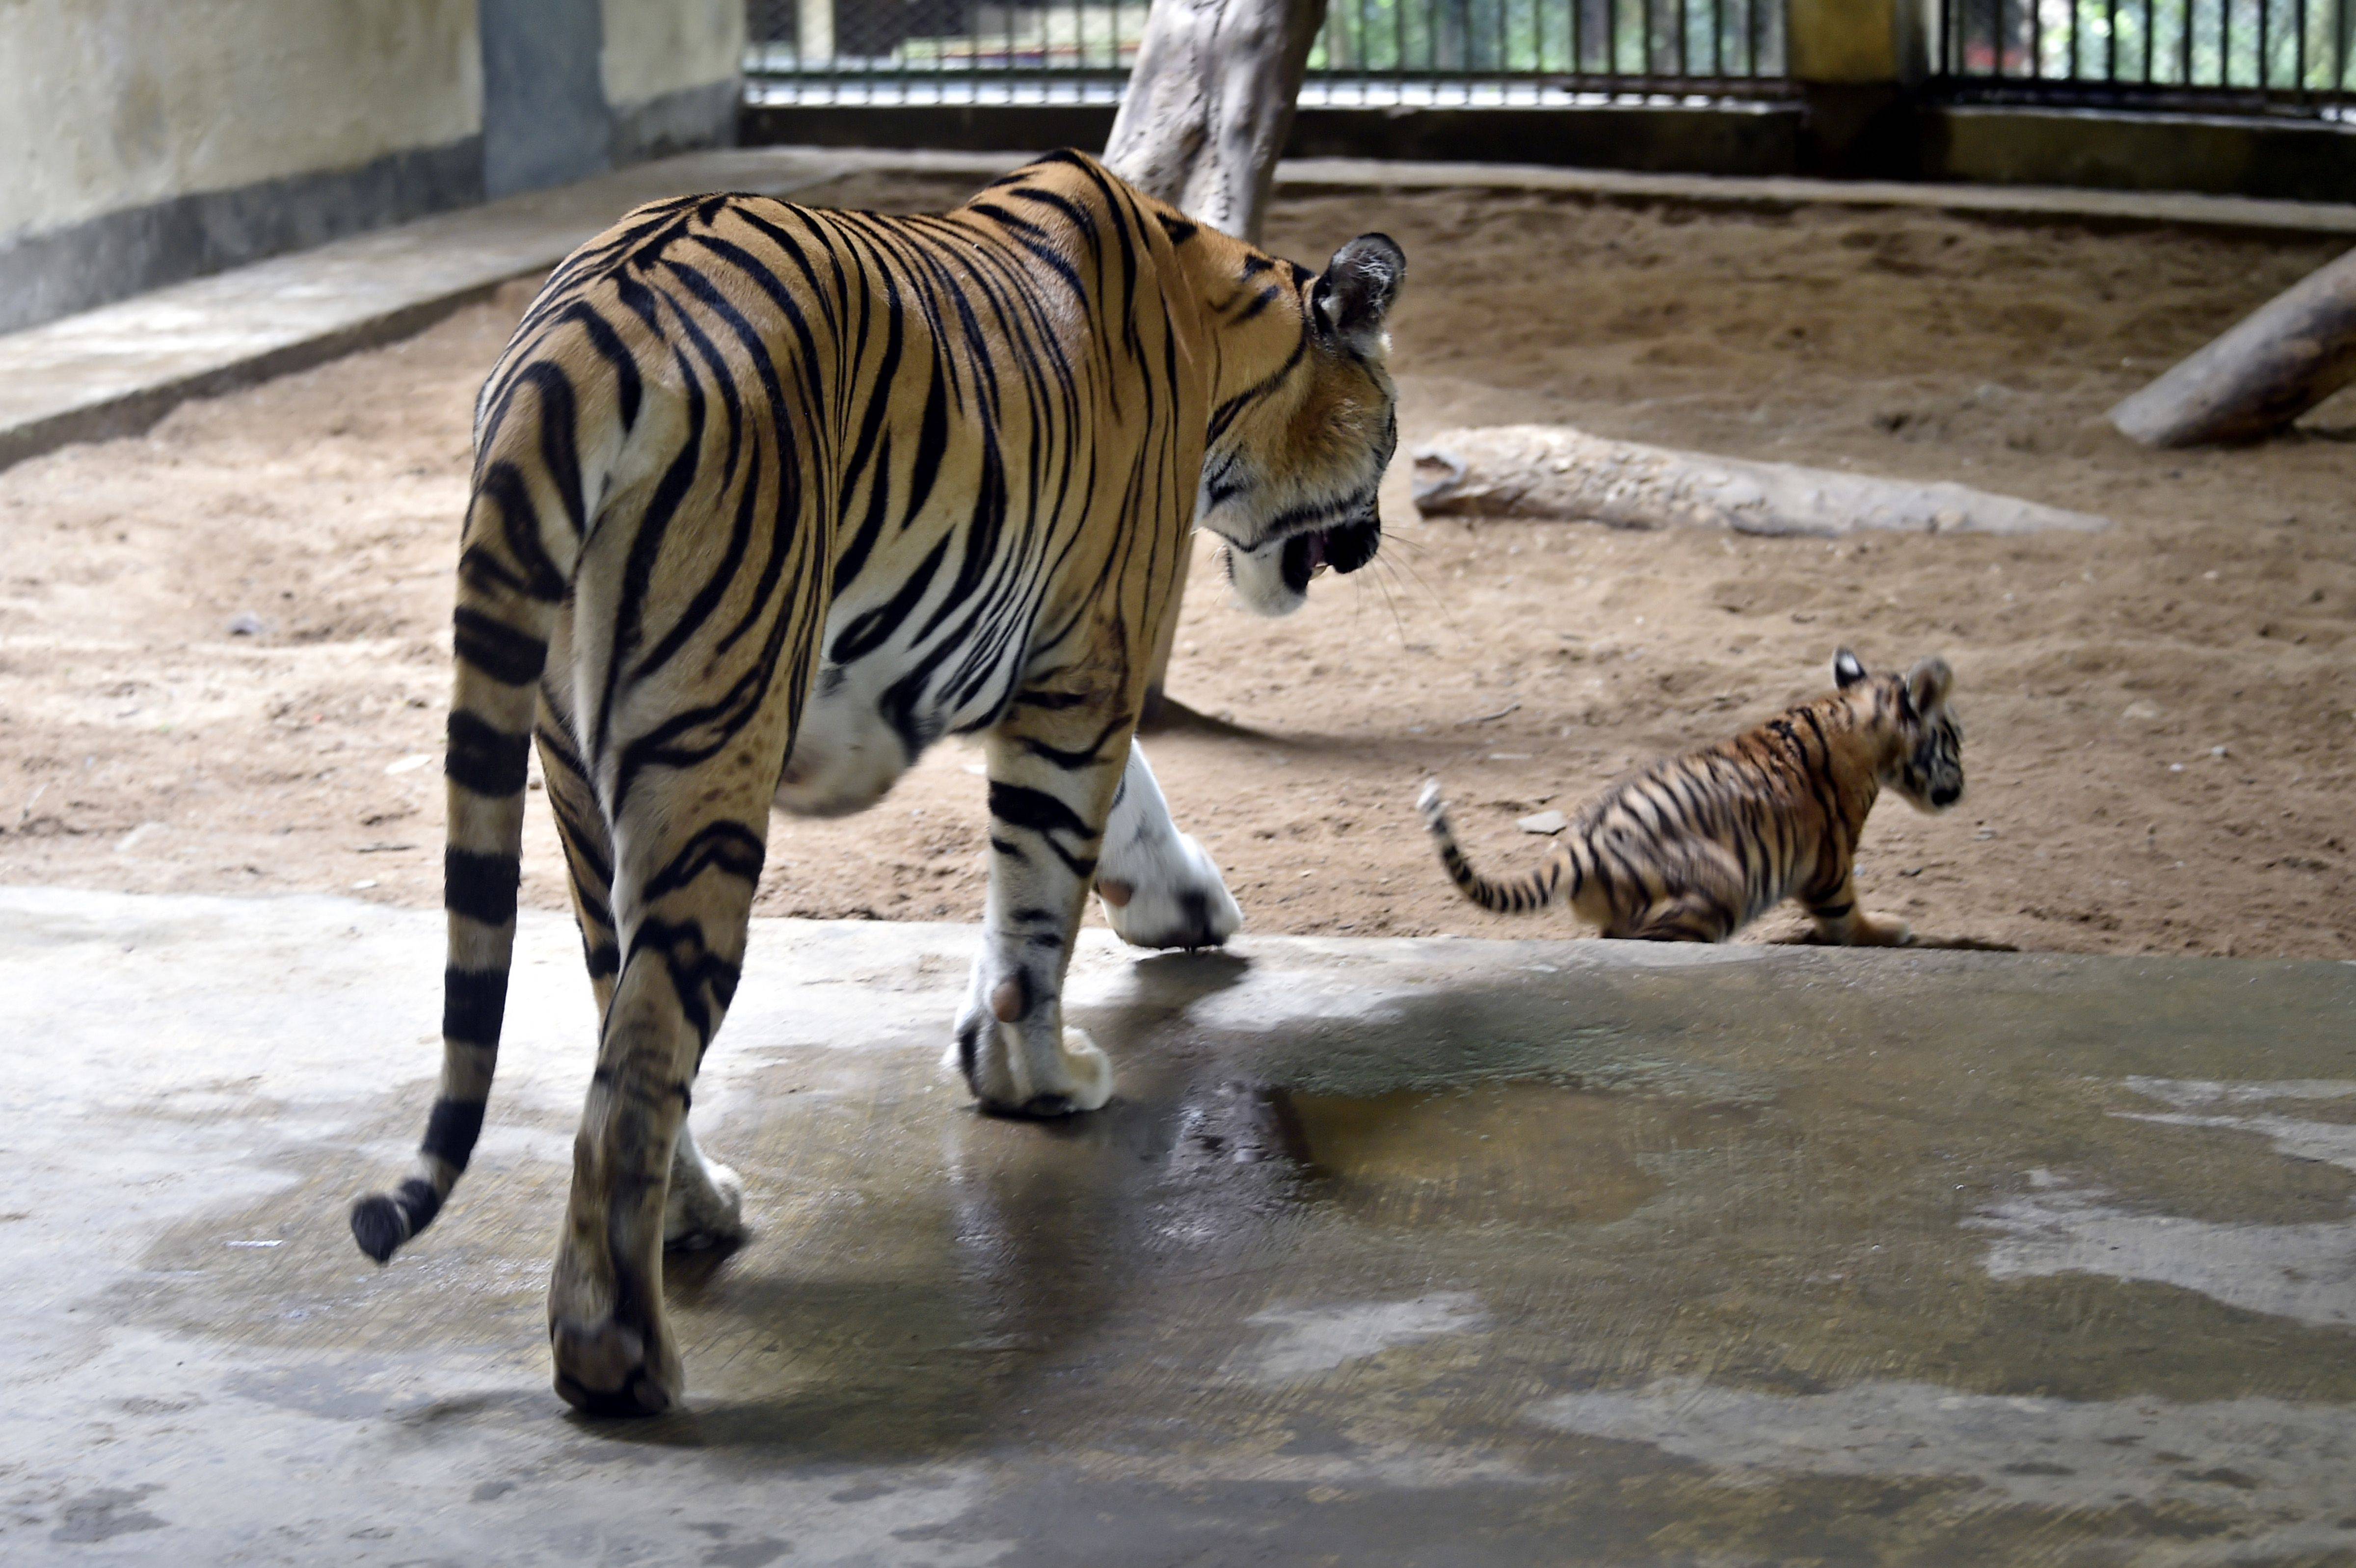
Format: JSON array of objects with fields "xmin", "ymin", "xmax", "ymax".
[
  {"xmin": 1098, "ymin": 831, "xmax": 1241, "ymax": 950},
  {"xmin": 1851, "ymin": 912, "xmax": 1916, "ymax": 947}
]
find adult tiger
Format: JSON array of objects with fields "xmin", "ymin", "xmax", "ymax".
[{"xmin": 348, "ymin": 150, "xmax": 1405, "ymax": 1415}]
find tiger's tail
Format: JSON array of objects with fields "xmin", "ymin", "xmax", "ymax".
[
  {"xmin": 350, "ymin": 375, "xmax": 592, "ymax": 1264},
  {"xmin": 1417, "ymin": 779, "xmax": 1584, "ymax": 916}
]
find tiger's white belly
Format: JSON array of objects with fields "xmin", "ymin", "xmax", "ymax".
[
  {"xmin": 773, "ymin": 681, "xmax": 911, "ymax": 818},
  {"xmin": 772, "ymin": 634, "xmax": 1022, "ymax": 819}
]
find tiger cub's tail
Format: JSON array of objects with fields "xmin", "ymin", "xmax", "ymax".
[{"xmin": 1417, "ymin": 779, "xmax": 1581, "ymax": 915}]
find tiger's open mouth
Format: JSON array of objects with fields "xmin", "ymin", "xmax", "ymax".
[{"xmin": 1278, "ymin": 515, "xmax": 1381, "ymax": 595}]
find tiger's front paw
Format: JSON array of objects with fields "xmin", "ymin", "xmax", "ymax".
[
  {"xmin": 951, "ymin": 981, "xmax": 1113, "ymax": 1117},
  {"xmin": 1098, "ymin": 831, "xmax": 1242, "ymax": 950},
  {"xmin": 663, "ymin": 1154, "xmax": 744, "ymax": 1253}
]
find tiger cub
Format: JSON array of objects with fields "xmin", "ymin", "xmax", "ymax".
[{"xmin": 1418, "ymin": 649, "xmax": 1962, "ymax": 944}]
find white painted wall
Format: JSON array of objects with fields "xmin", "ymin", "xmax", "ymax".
[
  {"xmin": 601, "ymin": 0, "xmax": 744, "ymax": 114},
  {"xmin": 0, "ymin": 0, "xmax": 484, "ymax": 243}
]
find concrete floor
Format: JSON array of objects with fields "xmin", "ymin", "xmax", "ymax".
[{"xmin": 3, "ymin": 886, "xmax": 2353, "ymax": 1564}]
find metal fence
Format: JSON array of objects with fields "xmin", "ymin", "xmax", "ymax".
[
  {"xmin": 1938, "ymin": 0, "xmax": 2356, "ymax": 111},
  {"xmin": 744, "ymin": 0, "xmax": 1789, "ymax": 106}
]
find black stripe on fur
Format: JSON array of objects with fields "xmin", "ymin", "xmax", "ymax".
[
  {"xmin": 445, "ymin": 849, "xmax": 522, "ymax": 927},
  {"xmin": 442, "ymin": 966, "xmax": 509, "ymax": 1047},
  {"xmin": 420, "ymin": 1096, "xmax": 488, "ymax": 1170},
  {"xmin": 446, "ymin": 712, "xmax": 532, "ymax": 796},
  {"xmin": 452, "ymin": 608, "xmax": 549, "ymax": 686}
]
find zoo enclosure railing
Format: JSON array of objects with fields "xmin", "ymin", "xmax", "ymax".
[
  {"xmin": 1936, "ymin": 0, "xmax": 2356, "ymax": 113},
  {"xmin": 744, "ymin": 0, "xmax": 1793, "ymax": 106}
]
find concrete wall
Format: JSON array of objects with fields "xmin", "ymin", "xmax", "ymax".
[
  {"xmin": 0, "ymin": 0, "xmax": 482, "ymax": 242},
  {"xmin": 604, "ymin": 0, "xmax": 745, "ymax": 161},
  {"xmin": 0, "ymin": 0, "xmax": 742, "ymax": 334},
  {"xmin": 0, "ymin": 0, "xmax": 483, "ymax": 331}
]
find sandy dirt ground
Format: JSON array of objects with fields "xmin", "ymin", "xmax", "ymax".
[{"xmin": 1, "ymin": 170, "xmax": 2350, "ymax": 958}]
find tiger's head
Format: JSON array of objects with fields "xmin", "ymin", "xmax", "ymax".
[
  {"xmin": 1196, "ymin": 233, "xmax": 1405, "ymax": 616},
  {"xmin": 1836, "ymin": 647, "xmax": 1964, "ymax": 813}
]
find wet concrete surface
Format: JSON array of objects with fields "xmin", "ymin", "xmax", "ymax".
[{"xmin": 3, "ymin": 885, "xmax": 2353, "ymax": 1565}]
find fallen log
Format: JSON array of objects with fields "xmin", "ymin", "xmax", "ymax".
[
  {"xmin": 1410, "ymin": 425, "xmax": 2111, "ymax": 537},
  {"xmin": 2108, "ymin": 246, "xmax": 2356, "ymax": 448}
]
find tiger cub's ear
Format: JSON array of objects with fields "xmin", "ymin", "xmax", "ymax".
[
  {"xmin": 1833, "ymin": 648, "xmax": 1869, "ymax": 689},
  {"xmin": 1314, "ymin": 234, "xmax": 1406, "ymax": 350},
  {"xmin": 1905, "ymin": 656, "xmax": 1955, "ymax": 710}
]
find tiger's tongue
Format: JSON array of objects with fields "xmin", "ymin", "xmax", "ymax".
[{"xmin": 1302, "ymin": 531, "xmax": 1328, "ymax": 575}]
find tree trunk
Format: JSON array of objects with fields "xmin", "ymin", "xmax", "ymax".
[
  {"xmin": 1107, "ymin": 0, "xmax": 1327, "ymax": 726},
  {"xmin": 1102, "ymin": 0, "xmax": 1326, "ymax": 246},
  {"xmin": 1412, "ymin": 425, "xmax": 2112, "ymax": 537},
  {"xmin": 2109, "ymin": 246, "xmax": 2356, "ymax": 448}
]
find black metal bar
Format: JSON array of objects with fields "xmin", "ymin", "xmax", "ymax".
[
  {"xmin": 2337, "ymin": 0, "xmax": 2348, "ymax": 100},
  {"xmin": 2300, "ymin": 0, "xmax": 2311, "ymax": 96},
  {"xmin": 2329, "ymin": 0, "xmax": 2342, "ymax": 99}
]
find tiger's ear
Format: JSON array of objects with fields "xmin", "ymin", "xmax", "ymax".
[
  {"xmin": 1314, "ymin": 234, "xmax": 1405, "ymax": 349},
  {"xmin": 1905, "ymin": 656, "xmax": 1954, "ymax": 710},
  {"xmin": 1833, "ymin": 648, "xmax": 1868, "ymax": 689}
]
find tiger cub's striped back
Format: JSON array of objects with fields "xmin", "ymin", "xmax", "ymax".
[{"xmin": 1419, "ymin": 649, "xmax": 1962, "ymax": 945}]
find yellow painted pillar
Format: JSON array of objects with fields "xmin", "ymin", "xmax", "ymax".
[
  {"xmin": 1786, "ymin": 0, "xmax": 1931, "ymax": 84},
  {"xmin": 1784, "ymin": 0, "xmax": 1934, "ymax": 173}
]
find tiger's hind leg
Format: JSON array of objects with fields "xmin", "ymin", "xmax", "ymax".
[
  {"xmin": 547, "ymin": 781, "xmax": 775, "ymax": 1416},
  {"xmin": 1620, "ymin": 894, "xmax": 1740, "ymax": 943},
  {"xmin": 540, "ymin": 712, "xmax": 744, "ymax": 1255},
  {"xmin": 1094, "ymin": 739, "xmax": 1241, "ymax": 950},
  {"xmin": 1803, "ymin": 870, "xmax": 1914, "ymax": 947}
]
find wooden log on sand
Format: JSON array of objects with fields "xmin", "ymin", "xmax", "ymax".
[
  {"xmin": 2108, "ymin": 247, "xmax": 2356, "ymax": 448},
  {"xmin": 1410, "ymin": 425, "xmax": 2111, "ymax": 537}
]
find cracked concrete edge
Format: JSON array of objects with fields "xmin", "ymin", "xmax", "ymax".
[
  {"xmin": 8, "ymin": 143, "xmax": 2355, "ymax": 478},
  {"xmin": 0, "ymin": 279, "xmax": 508, "ymax": 476}
]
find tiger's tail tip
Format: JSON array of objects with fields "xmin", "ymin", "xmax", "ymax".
[
  {"xmin": 1416, "ymin": 777, "xmax": 1446, "ymax": 822},
  {"xmin": 349, "ymin": 1191, "xmax": 415, "ymax": 1265}
]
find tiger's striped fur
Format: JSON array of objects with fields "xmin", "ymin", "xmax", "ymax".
[
  {"xmin": 1419, "ymin": 649, "xmax": 1962, "ymax": 944},
  {"xmin": 347, "ymin": 151, "xmax": 1405, "ymax": 1415}
]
